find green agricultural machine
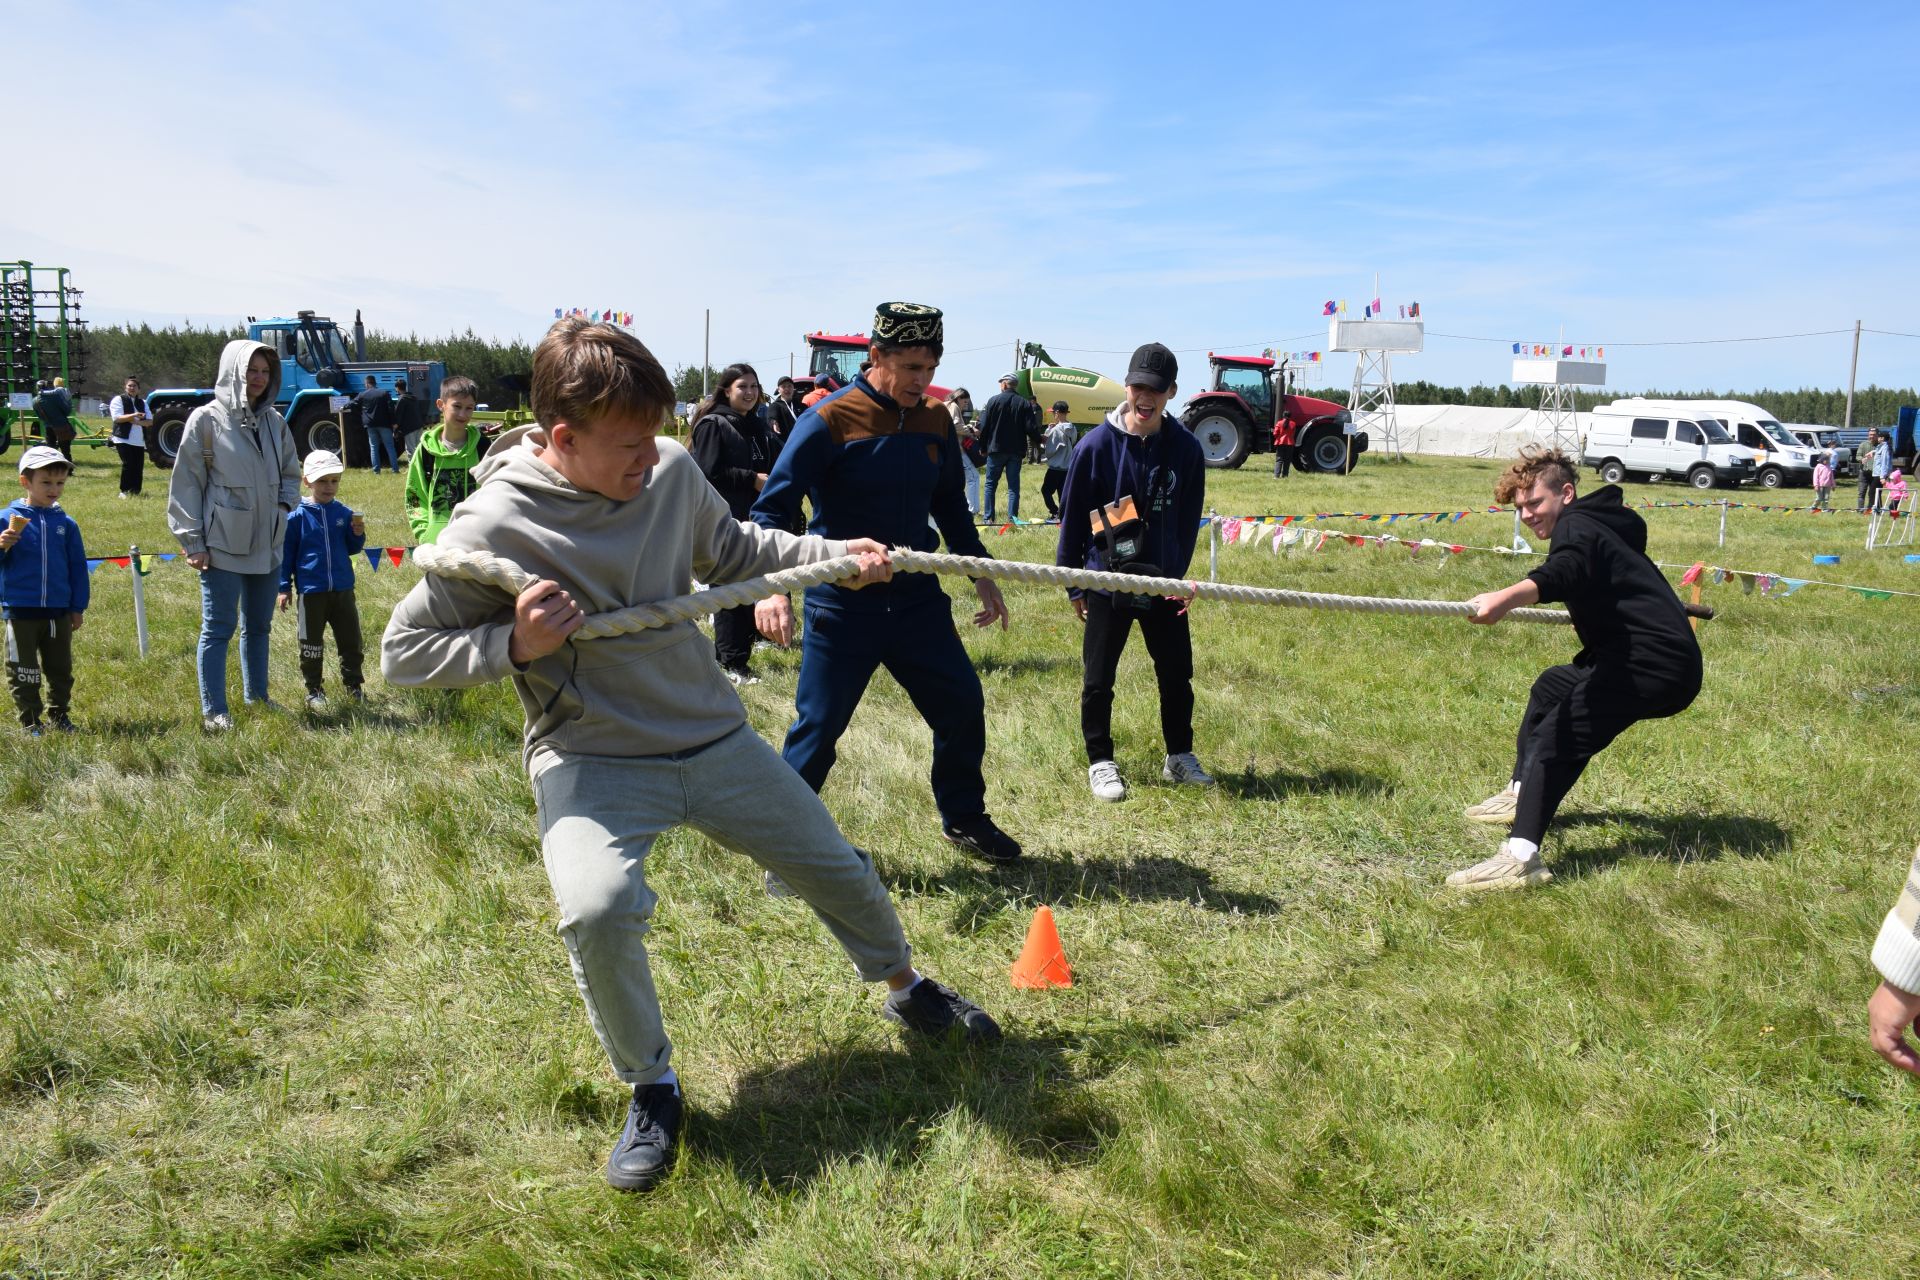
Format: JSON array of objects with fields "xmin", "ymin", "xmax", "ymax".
[{"xmin": 0, "ymin": 261, "xmax": 89, "ymax": 453}]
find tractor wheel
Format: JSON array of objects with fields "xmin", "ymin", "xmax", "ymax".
[
  {"xmin": 1184, "ymin": 404, "xmax": 1252, "ymax": 469},
  {"xmin": 288, "ymin": 401, "xmax": 330, "ymax": 459},
  {"xmin": 1303, "ymin": 427, "xmax": 1354, "ymax": 474},
  {"xmin": 1598, "ymin": 459, "xmax": 1627, "ymax": 485},
  {"xmin": 148, "ymin": 403, "xmax": 192, "ymax": 470}
]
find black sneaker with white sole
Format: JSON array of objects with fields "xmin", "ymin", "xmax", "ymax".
[
  {"xmin": 882, "ymin": 977, "xmax": 1002, "ymax": 1045},
  {"xmin": 941, "ymin": 814, "xmax": 1022, "ymax": 864},
  {"xmin": 605, "ymin": 1081, "xmax": 683, "ymax": 1192}
]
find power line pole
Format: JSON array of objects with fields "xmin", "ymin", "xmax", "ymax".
[
  {"xmin": 1844, "ymin": 319, "xmax": 1861, "ymax": 430},
  {"xmin": 702, "ymin": 309, "xmax": 711, "ymax": 399}
]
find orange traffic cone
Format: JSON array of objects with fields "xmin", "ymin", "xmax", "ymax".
[{"xmin": 1011, "ymin": 905, "xmax": 1073, "ymax": 989}]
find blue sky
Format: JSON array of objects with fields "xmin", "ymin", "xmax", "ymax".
[{"xmin": 9, "ymin": 0, "xmax": 1919, "ymax": 402}]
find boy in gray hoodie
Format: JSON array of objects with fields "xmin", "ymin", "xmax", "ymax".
[{"xmin": 382, "ymin": 318, "xmax": 999, "ymax": 1194}]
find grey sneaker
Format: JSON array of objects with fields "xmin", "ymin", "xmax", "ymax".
[
  {"xmin": 1464, "ymin": 788, "xmax": 1519, "ymax": 824},
  {"xmin": 1088, "ymin": 760, "xmax": 1128, "ymax": 802},
  {"xmin": 1445, "ymin": 842, "xmax": 1553, "ymax": 891},
  {"xmin": 203, "ymin": 713, "xmax": 234, "ymax": 732},
  {"xmin": 605, "ymin": 1081, "xmax": 683, "ymax": 1193},
  {"xmin": 882, "ymin": 977, "xmax": 1001, "ymax": 1045},
  {"xmin": 305, "ymin": 693, "xmax": 328, "ymax": 712},
  {"xmin": 1161, "ymin": 752, "xmax": 1217, "ymax": 787}
]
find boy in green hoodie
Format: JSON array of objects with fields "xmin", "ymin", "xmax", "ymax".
[{"xmin": 403, "ymin": 375, "xmax": 486, "ymax": 544}]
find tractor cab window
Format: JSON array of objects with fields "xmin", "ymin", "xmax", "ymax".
[
  {"xmin": 811, "ymin": 349, "xmax": 865, "ymax": 387},
  {"xmin": 263, "ymin": 328, "xmax": 300, "ymax": 367},
  {"xmin": 1216, "ymin": 366, "xmax": 1272, "ymax": 422}
]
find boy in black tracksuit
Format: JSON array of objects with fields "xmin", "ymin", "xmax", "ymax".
[
  {"xmin": 1055, "ymin": 343, "xmax": 1212, "ymax": 802},
  {"xmin": 1451, "ymin": 447, "xmax": 1702, "ymax": 889}
]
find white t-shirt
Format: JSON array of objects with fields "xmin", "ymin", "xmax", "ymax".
[{"xmin": 110, "ymin": 394, "xmax": 145, "ymax": 447}]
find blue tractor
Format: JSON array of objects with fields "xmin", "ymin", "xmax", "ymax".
[{"xmin": 143, "ymin": 311, "xmax": 445, "ymax": 468}]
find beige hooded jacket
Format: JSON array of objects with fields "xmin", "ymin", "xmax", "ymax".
[
  {"xmin": 167, "ymin": 339, "xmax": 302, "ymax": 574},
  {"xmin": 381, "ymin": 426, "xmax": 849, "ymax": 767}
]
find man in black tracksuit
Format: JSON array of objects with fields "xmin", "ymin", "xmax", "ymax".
[{"xmin": 1450, "ymin": 447, "xmax": 1703, "ymax": 890}]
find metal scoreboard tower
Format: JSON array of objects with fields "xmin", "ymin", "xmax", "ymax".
[
  {"xmin": 1511, "ymin": 353, "xmax": 1606, "ymax": 453},
  {"xmin": 1328, "ymin": 313, "xmax": 1424, "ymax": 459}
]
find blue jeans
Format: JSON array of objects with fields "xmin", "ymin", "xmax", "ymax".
[
  {"xmin": 961, "ymin": 451, "xmax": 982, "ymax": 515},
  {"xmin": 198, "ymin": 567, "xmax": 278, "ymax": 715},
  {"xmin": 366, "ymin": 425, "xmax": 397, "ymax": 473},
  {"xmin": 984, "ymin": 452, "xmax": 1022, "ymax": 520}
]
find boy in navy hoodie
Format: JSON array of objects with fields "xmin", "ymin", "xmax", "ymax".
[
  {"xmin": 1055, "ymin": 343, "xmax": 1212, "ymax": 802},
  {"xmin": 0, "ymin": 446, "xmax": 89, "ymax": 735},
  {"xmin": 278, "ymin": 450, "xmax": 368, "ymax": 709}
]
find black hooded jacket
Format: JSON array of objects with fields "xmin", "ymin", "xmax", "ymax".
[
  {"xmin": 689, "ymin": 405, "xmax": 779, "ymax": 519},
  {"xmin": 1525, "ymin": 484, "xmax": 1702, "ymax": 689}
]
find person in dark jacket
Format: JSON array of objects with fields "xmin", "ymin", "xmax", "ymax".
[
  {"xmin": 1055, "ymin": 343, "xmax": 1211, "ymax": 802},
  {"xmin": 689, "ymin": 363, "xmax": 778, "ymax": 683},
  {"xmin": 768, "ymin": 375, "xmax": 805, "ymax": 442},
  {"xmin": 394, "ymin": 378, "xmax": 429, "ymax": 461},
  {"xmin": 978, "ymin": 372, "xmax": 1039, "ymax": 521},
  {"xmin": 31, "ymin": 379, "xmax": 76, "ymax": 461},
  {"xmin": 1450, "ymin": 445, "xmax": 1704, "ymax": 890},
  {"xmin": 750, "ymin": 302, "xmax": 1022, "ymax": 866},
  {"xmin": 355, "ymin": 376, "xmax": 398, "ymax": 473}
]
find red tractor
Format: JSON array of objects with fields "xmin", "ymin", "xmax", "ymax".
[
  {"xmin": 804, "ymin": 330, "xmax": 952, "ymax": 401},
  {"xmin": 1181, "ymin": 354, "xmax": 1367, "ymax": 472}
]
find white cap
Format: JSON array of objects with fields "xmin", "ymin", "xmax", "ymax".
[
  {"xmin": 303, "ymin": 450, "xmax": 345, "ymax": 483},
  {"xmin": 17, "ymin": 445, "xmax": 69, "ymax": 474}
]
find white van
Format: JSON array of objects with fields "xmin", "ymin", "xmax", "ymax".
[
  {"xmin": 1608, "ymin": 398, "xmax": 1813, "ymax": 489},
  {"xmin": 1583, "ymin": 402, "xmax": 1760, "ymax": 490}
]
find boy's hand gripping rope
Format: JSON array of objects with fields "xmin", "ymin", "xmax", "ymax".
[{"xmin": 412, "ymin": 544, "xmax": 1578, "ymax": 634}]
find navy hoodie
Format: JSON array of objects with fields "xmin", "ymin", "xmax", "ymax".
[
  {"xmin": 0, "ymin": 499, "xmax": 89, "ymax": 616},
  {"xmin": 280, "ymin": 499, "xmax": 367, "ymax": 594},
  {"xmin": 1054, "ymin": 410, "xmax": 1206, "ymax": 598},
  {"xmin": 1525, "ymin": 484, "xmax": 1702, "ymax": 690}
]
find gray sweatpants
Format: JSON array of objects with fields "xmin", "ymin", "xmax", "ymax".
[{"xmin": 529, "ymin": 724, "xmax": 912, "ymax": 1086}]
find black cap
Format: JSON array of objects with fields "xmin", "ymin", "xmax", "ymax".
[
  {"xmin": 1052, "ymin": 400, "xmax": 1070, "ymax": 412},
  {"xmin": 1124, "ymin": 342, "xmax": 1178, "ymax": 392}
]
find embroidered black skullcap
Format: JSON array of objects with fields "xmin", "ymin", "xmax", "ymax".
[{"xmin": 871, "ymin": 302, "xmax": 944, "ymax": 350}]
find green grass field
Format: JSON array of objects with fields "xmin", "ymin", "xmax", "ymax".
[{"xmin": 4, "ymin": 446, "xmax": 1918, "ymax": 1278}]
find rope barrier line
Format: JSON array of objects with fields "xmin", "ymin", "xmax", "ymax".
[{"xmin": 412, "ymin": 544, "xmax": 1574, "ymax": 635}]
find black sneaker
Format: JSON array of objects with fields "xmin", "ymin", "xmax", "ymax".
[
  {"xmin": 882, "ymin": 977, "xmax": 1002, "ymax": 1045},
  {"xmin": 49, "ymin": 715, "xmax": 76, "ymax": 734},
  {"xmin": 605, "ymin": 1081, "xmax": 683, "ymax": 1193},
  {"xmin": 941, "ymin": 814, "xmax": 1022, "ymax": 864}
]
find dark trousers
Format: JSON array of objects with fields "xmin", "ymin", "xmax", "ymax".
[
  {"xmin": 713, "ymin": 604, "xmax": 757, "ymax": 671},
  {"xmin": 115, "ymin": 442, "xmax": 145, "ymax": 495},
  {"xmin": 1509, "ymin": 662, "xmax": 1699, "ymax": 844},
  {"xmin": 6, "ymin": 614, "xmax": 74, "ymax": 726},
  {"xmin": 296, "ymin": 589, "xmax": 363, "ymax": 693},
  {"xmin": 1272, "ymin": 443, "xmax": 1295, "ymax": 477},
  {"xmin": 784, "ymin": 593, "xmax": 988, "ymax": 824},
  {"xmin": 1860, "ymin": 473, "xmax": 1883, "ymax": 512},
  {"xmin": 1080, "ymin": 592, "xmax": 1194, "ymax": 765},
  {"xmin": 1041, "ymin": 467, "xmax": 1067, "ymax": 518}
]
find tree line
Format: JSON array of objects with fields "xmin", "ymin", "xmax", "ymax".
[{"xmin": 54, "ymin": 324, "xmax": 1917, "ymax": 426}]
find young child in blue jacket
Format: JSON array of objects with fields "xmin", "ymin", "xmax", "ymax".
[
  {"xmin": 0, "ymin": 446, "xmax": 89, "ymax": 734},
  {"xmin": 277, "ymin": 450, "xmax": 367, "ymax": 709}
]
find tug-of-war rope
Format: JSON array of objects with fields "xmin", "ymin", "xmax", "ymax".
[{"xmin": 414, "ymin": 544, "xmax": 1583, "ymax": 635}]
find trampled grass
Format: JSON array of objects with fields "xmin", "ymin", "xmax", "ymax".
[{"xmin": 3, "ymin": 446, "xmax": 1919, "ymax": 1278}]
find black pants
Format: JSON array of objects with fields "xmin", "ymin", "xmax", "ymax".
[
  {"xmin": 1509, "ymin": 661, "xmax": 1699, "ymax": 844},
  {"xmin": 714, "ymin": 604, "xmax": 757, "ymax": 672},
  {"xmin": 115, "ymin": 442, "xmax": 145, "ymax": 495},
  {"xmin": 1860, "ymin": 473, "xmax": 1883, "ymax": 512},
  {"xmin": 296, "ymin": 589, "xmax": 364, "ymax": 693},
  {"xmin": 1081, "ymin": 592, "xmax": 1194, "ymax": 764},
  {"xmin": 1041, "ymin": 467, "xmax": 1067, "ymax": 518},
  {"xmin": 1272, "ymin": 443, "xmax": 1295, "ymax": 477},
  {"xmin": 6, "ymin": 614, "xmax": 74, "ymax": 726}
]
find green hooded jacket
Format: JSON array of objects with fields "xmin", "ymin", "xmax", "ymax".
[{"xmin": 404, "ymin": 423, "xmax": 485, "ymax": 544}]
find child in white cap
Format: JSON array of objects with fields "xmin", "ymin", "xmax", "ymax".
[
  {"xmin": 0, "ymin": 446, "xmax": 89, "ymax": 734},
  {"xmin": 278, "ymin": 450, "xmax": 368, "ymax": 709}
]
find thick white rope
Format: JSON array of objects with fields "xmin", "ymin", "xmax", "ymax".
[{"xmin": 413, "ymin": 543, "xmax": 1572, "ymax": 634}]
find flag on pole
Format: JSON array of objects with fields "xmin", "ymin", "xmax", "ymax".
[
  {"xmin": 1410, "ymin": 302, "xmax": 1420, "ymax": 317},
  {"xmin": 1322, "ymin": 300, "xmax": 1335, "ymax": 315},
  {"xmin": 1370, "ymin": 296, "xmax": 1382, "ymax": 314},
  {"xmin": 1512, "ymin": 342, "xmax": 1521, "ymax": 354}
]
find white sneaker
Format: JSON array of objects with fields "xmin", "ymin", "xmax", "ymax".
[
  {"xmin": 1445, "ymin": 841, "xmax": 1553, "ymax": 891},
  {"xmin": 724, "ymin": 667, "xmax": 760, "ymax": 687},
  {"xmin": 202, "ymin": 713, "xmax": 234, "ymax": 732},
  {"xmin": 1463, "ymin": 788, "xmax": 1519, "ymax": 824},
  {"xmin": 305, "ymin": 693, "xmax": 328, "ymax": 711},
  {"xmin": 1088, "ymin": 760, "xmax": 1128, "ymax": 802},
  {"xmin": 1161, "ymin": 752, "xmax": 1217, "ymax": 787}
]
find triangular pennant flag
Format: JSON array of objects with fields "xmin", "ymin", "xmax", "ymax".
[
  {"xmin": 1853, "ymin": 587, "xmax": 1894, "ymax": 600},
  {"xmin": 365, "ymin": 549, "xmax": 382, "ymax": 570},
  {"xmin": 159, "ymin": 552, "xmax": 177, "ymax": 561},
  {"xmin": 387, "ymin": 547, "xmax": 404, "ymax": 567},
  {"xmin": 999, "ymin": 523, "xmax": 1013, "ymax": 535},
  {"xmin": 87, "ymin": 560, "xmax": 102, "ymax": 575},
  {"xmin": 111, "ymin": 556, "xmax": 130, "ymax": 569}
]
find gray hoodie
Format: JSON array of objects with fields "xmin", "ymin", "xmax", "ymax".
[
  {"xmin": 167, "ymin": 339, "xmax": 301, "ymax": 574},
  {"xmin": 381, "ymin": 426, "xmax": 849, "ymax": 767}
]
